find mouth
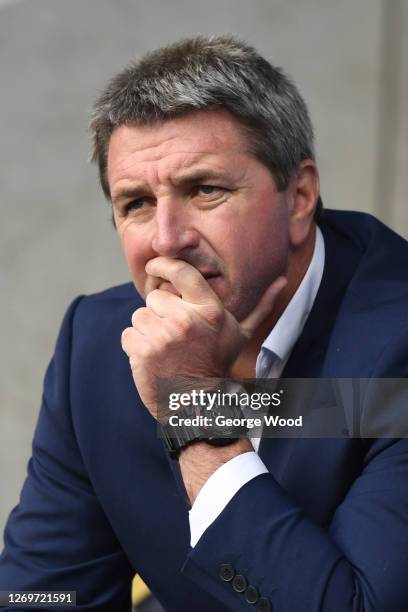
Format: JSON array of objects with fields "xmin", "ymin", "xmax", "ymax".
[
  {"xmin": 202, "ymin": 274, "xmax": 223, "ymax": 293},
  {"xmin": 199, "ymin": 270, "xmax": 220, "ymax": 280},
  {"xmin": 201, "ymin": 272, "xmax": 222, "ymax": 288}
]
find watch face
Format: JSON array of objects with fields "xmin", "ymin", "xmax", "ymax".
[
  {"xmin": 207, "ymin": 403, "xmax": 249, "ymax": 437},
  {"xmin": 207, "ymin": 407, "xmax": 239, "ymax": 437}
]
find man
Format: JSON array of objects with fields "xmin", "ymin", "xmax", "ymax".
[{"xmin": 1, "ymin": 35, "xmax": 407, "ymax": 611}]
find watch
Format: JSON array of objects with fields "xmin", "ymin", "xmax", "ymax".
[{"xmin": 160, "ymin": 400, "xmax": 248, "ymax": 459}]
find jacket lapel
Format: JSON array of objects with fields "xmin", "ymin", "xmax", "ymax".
[{"xmin": 258, "ymin": 215, "xmax": 363, "ymax": 476}]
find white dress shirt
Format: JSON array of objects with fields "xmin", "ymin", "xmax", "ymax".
[{"xmin": 189, "ymin": 227, "xmax": 325, "ymax": 547}]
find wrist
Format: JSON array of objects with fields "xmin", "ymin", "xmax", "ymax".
[
  {"xmin": 179, "ymin": 438, "xmax": 253, "ymax": 504},
  {"xmin": 160, "ymin": 381, "xmax": 249, "ymax": 459}
]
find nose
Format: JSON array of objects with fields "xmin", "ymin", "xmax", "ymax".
[{"xmin": 151, "ymin": 199, "xmax": 200, "ymax": 257}]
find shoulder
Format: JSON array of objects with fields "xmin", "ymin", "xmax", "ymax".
[
  {"xmin": 321, "ymin": 209, "xmax": 407, "ymax": 303},
  {"xmin": 73, "ymin": 282, "xmax": 143, "ymax": 324},
  {"xmin": 320, "ymin": 210, "xmax": 408, "ymax": 375},
  {"xmin": 77, "ymin": 281, "xmax": 143, "ymax": 307},
  {"xmin": 56, "ymin": 283, "xmax": 144, "ymax": 359},
  {"xmin": 325, "ymin": 209, "xmax": 407, "ymax": 306},
  {"xmin": 321, "ymin": 209, "xmax": 407, "ymax": 258}
]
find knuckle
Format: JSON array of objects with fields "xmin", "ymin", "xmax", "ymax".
[
  {"xmin": 121, "ymin": 327, "xmax": 133, "ymax": 349},
  {"xmin": 171, "ymin": 261, "xmax": 189, "ymax": 279},
  {"xmin": 145, "ymin": 290, "xmax": 160, "ymax": 308},
  {"xmin": 137, "ymin": 343, "xmax": 152, "ymax": 361},
  {"xmin": 157, "ymin": 327, "xmax": 173, "ymax": 346},
  {"xmin": 205, "ymin": 304, "xmax": 224, "ymax": 326},
  {"xmin": 173, "ymin": 310, "xmax": 193, "ymax": 333},
  {"xmin": 131, "ymin": 307, "xmax": 147, "ymax": 327},
  {"xmin": 121, "ymin": 326, "xmax": 131, "ymax": 341},
  {"xmin": 129, "ymin": 354, "xmax": 138, "ymax": 370}
]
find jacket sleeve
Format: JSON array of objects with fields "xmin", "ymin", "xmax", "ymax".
[
  {"xmin": 182, "ymin": 438, "xmax": 408, "ymax": 612},
  {"xmin": 182, "ymin": 334, "xmax": 408, "ymax": 612},
  {"xmin": 0, "ymin": 298, "xmax": 134, "ymax": 611}
]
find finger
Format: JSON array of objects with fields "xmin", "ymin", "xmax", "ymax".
[
  {"xmin": 145, "ymin": 257, "xmax": 220, "ymax": 306},
  {"xmin": 122, "ymin": 322, "xmax": 172, "ymax": 358},
  {"xmin": 130, "ymin": 307, "xmax": 159, "ymax": 335},
  {"xmin": 145, "ymin": 288, "xmax": 183, "ymax": 317},
  {"xmin": 121, "ymin": 326, "xmax": 144, "ymax": 356},
  {"xmin": 240, "ymin": 276, "xmax": 288, "ymax": 339}
]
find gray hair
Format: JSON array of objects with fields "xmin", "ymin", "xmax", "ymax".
[{"xmin": 91, "ymin": 35, "xmax": 322, "ymax": 218}]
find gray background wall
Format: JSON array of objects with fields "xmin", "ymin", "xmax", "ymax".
[{"xmin": 1, "ymin": 0, "xmax": 407, "ymax": 535}]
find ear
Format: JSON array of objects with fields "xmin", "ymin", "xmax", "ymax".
[{"xmin": 288, "ymin": 160, "xmax": 320, "ymax": 247}]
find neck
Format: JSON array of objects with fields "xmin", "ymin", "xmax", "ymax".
[{"xmin": 230, "ymin": 227, "xmax": 316, "ymax": 379}]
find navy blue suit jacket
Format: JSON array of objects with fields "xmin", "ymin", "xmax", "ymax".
[{"xmin": 1, "ymin": 210, "xmax": 408, "ymax": 611}]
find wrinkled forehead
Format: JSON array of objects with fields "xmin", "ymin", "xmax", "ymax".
[
  {"xmin": 110, "ymin": 107, "xmax": 248, "ymax": 143},
  {"xmin": 107, "ymin": 109, "xmax": 252, "ymax": 186}
]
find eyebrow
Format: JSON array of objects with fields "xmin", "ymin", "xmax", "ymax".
[
  {"xmin": 111, "ymin": 169, "xmax": 230, "ymax": 206},
  {"xmin": 111, "ymin": 187, "xmax": 147, "ymax": 207},
  {"xmin": 172, "ymin": 169, "xmax": 229, "ymax": 186}
]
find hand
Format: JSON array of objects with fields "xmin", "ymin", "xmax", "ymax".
[{"xmin": 121, "ymin": 256, "xmax": 287, "ymax": 418}]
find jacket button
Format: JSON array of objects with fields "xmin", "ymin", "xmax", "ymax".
[
  {"xmin": 245, "ymin": 585, "xmax": 259, "ymax": 604},
  {"xmin": 219, "ymin": 563, "xmax": 235, "ymax": 582},
  {"xmin": 232, "ymin": 574, "xmax": 247, "ymax": 593},
  {"xmin": 257, "ymin": 597, "xmax": 271, "ymax": 612}
]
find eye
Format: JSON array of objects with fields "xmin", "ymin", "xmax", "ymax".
[
  {"xmin": 196, "ymin": 185, "xmax": 224, "ymax": 197},
  {"xmin": 124, "ymin": 198, "xmax": 149, "ymax": 213}
]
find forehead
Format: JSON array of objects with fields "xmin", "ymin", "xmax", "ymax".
[{"xmin": 107, "ymin": 110, "xmax": 251, "ymax": 183}]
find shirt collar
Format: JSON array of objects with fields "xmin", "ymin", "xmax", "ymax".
[{"xmin": 260, "ymin": 226, "xmax": 325, "ymax": 363}]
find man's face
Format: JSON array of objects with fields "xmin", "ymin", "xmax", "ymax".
[{"xmin": 107, "ymin": 110, "xmax": 290, "ymax": 321}]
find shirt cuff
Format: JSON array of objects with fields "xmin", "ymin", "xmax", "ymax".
[{"xmin": 189, "ymin": 450, "xmax": 269, "ymax": 547}]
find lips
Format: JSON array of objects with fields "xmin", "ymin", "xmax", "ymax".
[
  {"xmin": 199, "ymin": 271, "xmax": 220, "ymax": 280},
  {"xmin": 203, "ymin": 273, "xmax": 222, "ymax": 290}
]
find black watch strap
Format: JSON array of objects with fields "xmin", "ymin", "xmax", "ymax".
[{"xmin": 160, "ymin": 400, "xmax": 248, "ymax": 459}]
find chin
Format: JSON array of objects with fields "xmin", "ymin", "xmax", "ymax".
[
  {"xmin": 225, "ymin": 282, "xmax": 270, "ymax": 322},
  {"xmin": 221, "ymin": 295, "xmax": 251, "ymax": 322}
]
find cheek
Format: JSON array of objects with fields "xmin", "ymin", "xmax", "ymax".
[
  {"xmin": 223, "ymin": 207, "xmax": 288, "ymax": 265},
  {"xmin": 254, "ymin": 198, "xmax": 289, "ymax": 255},
  {"xmin": 118, "ymin": 225, "xmax": 152, "ymax": 282}
]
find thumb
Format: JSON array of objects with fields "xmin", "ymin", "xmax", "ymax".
[{"xmin": 239, "ymin": 276, "xmax": 288, "ymax": 340}]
